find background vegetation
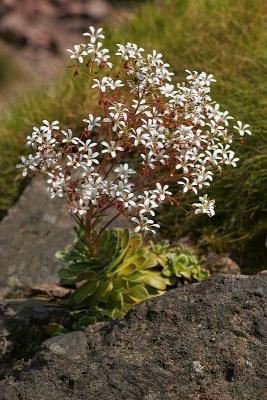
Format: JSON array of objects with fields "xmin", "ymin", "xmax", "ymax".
[{"xmin": 0, "ymin": 0, "xmax": 266, "ymax": 271}]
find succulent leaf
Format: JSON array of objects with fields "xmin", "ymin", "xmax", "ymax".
[
  {"xmin": 69, "ymin": 279, "xmax": 99, "ymax": 305},
  {"xmin": 57, "ymin": 228, "xmax": 209, "ymax": 327}
]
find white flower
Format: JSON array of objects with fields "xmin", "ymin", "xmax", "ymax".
[
  {"xmin": 67, "ymin": 44, "xmax": 87, "ymax": 63},
  {"xmin": 61, "ymin": 129, "xmax": 73, "ymax": 143},
  {"xmin": 193, "ymin": 167, "xmax": 213, "ymax": 189},
  {"xmin": 16, "ymin": 155, "xmax": 37, "ymax": 176},
  {"xmin": 102, "ymin": 141, "xmax": 124, "ymax": 158},
  {"xmin": 17, "ymin": 28, "xmax": 250, "ymax": 238},
  {"xmin": 78, "ymin": 139, "xmax": 97, "ymax": 152},
  {"xmin": 47, "ymin": 171, "xmax": 69, "ymax": 199},
  {"xmin": 147, "ymin": 49, "xmax": 163, "ymax": 65},
  {"xmin": 114, "ymin": 163, "xmax": 135, "ymax": 180},
  {"xmin": 70, "ymin": 198, "xmax": 89, "ymax": 216},
  {"xmin": 26, "ymin": 127, "xmax": 43, "ymax": 147},
  {"xmin": 138, "ymin": 191, "xmax": 158, "ymax": 217},
  {"xmin": 130, "ymin": 127, "xmax": 148, "ymax": 147},
  {"xmin": 219, "ymin": 111, "xmax": 234, "ymax": 127},
  {"xmin": 118, "ymin": 192, "xmax": 136, "ymax": 211},
  {"xmin": 177, "ymin": 178, "xmax": 198, "ymax": 195},
  {"xmin": 116, "ymin": 43, "xmax": 144, "ymax": 60},
  {"xmin": 16, "ymin": 156, "xmax": 29, "ymax": 176},
  {"xmin": 106, "ymin": 103, "xmax": 129, "ymax": 122},
  {"xmin": 66, "ymin": 154, "xmax": 83, "ymax": 169},
  {"xmin": 82, "ymin": 114, "xmax": 101, "ymax": 131},
  {"xmin": 132, "ymin": 99, "xmax": 148, "ymax": 113},
  {"xmin": 233, "ymin": 121, "xmax": 251, "ymax": 136},
  {"xmin": 193, "ymin": 194, "xmax": 215, "ymax": 217},
  {"xmin": 223, "ymin": 151, "xmax": 239, "ymax": 167},
  {"xmin": 93, "ymin": 46, "xmax": 112, "ymax": 69},
  {"xmin": 141, "ymin": 151, "xmax": 157, "ymax": 169},
  {"xmin": 71, "ymin": 137, "xmax": 82, "ymax": 145},
  {"xmin": 109, "ymin": 180, "xmax": 133, "ymax": 198},
  {"xmin": 83, "ymin": 26, "xmax": 104, "ymax": 44},
  {"xmin": 82, "ymin": 148, "xmax": 100, "ymax": 167},
  {"xmin": 185, "ymin": 70, "xmax": 216, "ymax": 87},
  {"xmin": 131, "ymin": 215, "xmax": 160, "ymax": 235},
  {"xmin": 40, "ymin": 120, "xmax": 59, "ymax": 137},
  {"xmin": 80, "ymin": 174, "xmax": 105, "ymax": 206},
  {"xmin": 92, "ymin": 77, "xmax": 123, "ymax": 92},
  {"xmin": 160, "ymin": 83, "xmax": 175, "ymax": 97},
  {"xmin": 199, "ymin": 72, "xmax": 216, "ymax": 86},
  {"xmin": 204, "ymin": 150, "xmax": 222, "ymax": 165},
  {"xmin": 152, "ymin": 183, "xmax": 172, "ymax": 201}
]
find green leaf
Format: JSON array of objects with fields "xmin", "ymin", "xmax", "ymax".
[
  {"xmin": 56, "ymin": 227, "xmax": 208, "ymax": 330},
  {"xmin": 109, "ymin": 290, "xmax": 124, "ymax": 310},
  {"xmin": 78, "ymin": 270, "xmax": 97, "ymax": 281},
  {"xmin": 73, "ymin": 314, "xmax": 98, "ymax": 329},
  {"xmin": 96, "ymin": 280, "xmax": 113, "ymax": 301},
  {"xmin": 157, "ymin": 254, "xmax": 168, "ymax": 267},
  {"xmin": 162, "ymin": 265, "xmax": 173, "ymax": 277},
  {"xmin": 164, "ymin": 276, "xmax": 176, "ymax": 286},
  {"xmin": 58, "ymin": 267, "xmax": 83, "ymax": 285},
  {"xmin": 69, "ymin": 280, "xmax": 99, "ymax": 305},
  {"xmin": 176, "ymin": 254, "xmax": 189, "ymax": 266},
  {"xmin": 118, "ymin": 228, "xmax": 130, "ymax": 249},
  {"xmin": 133, "ymin": 271, "xmax": 168, "ymax": 290},
  {"xmin": 193, "ymin": 268, "xmax": 210, "ymax": 281},
  {"xmin": 117, "ymin": 262, "xmax": 137, "ymax": 276},
  {"xmin": 173, "ymin": 262, "xmax": 188, "ymax": 276},
  {"xmin": 47, "ymin": 323, "xmax": 69, "ymax": 337},
  {"xmin": 127, "ymin": 284, "xmax": 149, "ymax": 301}
]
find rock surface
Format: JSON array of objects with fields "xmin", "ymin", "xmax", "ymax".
[
  {"xmin": 0, "ymin": 177, "xmax": 127, "ymax": 294},
  {"xmin": 0, "ymin": 0, "xmax": 131, "ymax": 110},
  {"xmin": 204, "ymin": 252, "xmax": 241, "ymax": 275},
  {"xmin": 0, "ymin": 178, "xmax": 74, "ymax": 291},
  {"xmin": 0, "ymin": 274, "xmax": 266, "ymax": 399},
  {"xmin": 0, "ymin": 0, "xmax": 120, "ymax": 61},
  {"xmin": 0, "ymin": 298, "xmax": 73, "ymax": 378}
]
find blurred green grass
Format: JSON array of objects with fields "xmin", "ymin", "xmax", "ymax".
[
  {"xmin": 0, "ymin": 50, "xmax": 20, "ymax": 88},
  {"xmin": 0, "ymin": 0, "xmax": 266, "ymax": 270}
]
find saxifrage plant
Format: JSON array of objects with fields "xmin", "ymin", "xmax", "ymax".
[
  {"xmin": 16, "ymin": 26, "xmax": 250, "ymax": 324},
  {"xmin": 56, "ymin": 228, "xmax": 208, "ymax": 328}
]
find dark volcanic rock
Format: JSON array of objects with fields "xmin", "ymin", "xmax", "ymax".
[
  {"xmin": 0, "ymin": 298, "xmax": 73, "ymax": 378},
  {"xmin": 0, "ymin": 274, "xmax": 266, "ymax": 399}
]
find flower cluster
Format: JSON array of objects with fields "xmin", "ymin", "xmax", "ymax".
[{"xmin": 17, "ymin": 26, "xmax": 251, "ymax": 239}]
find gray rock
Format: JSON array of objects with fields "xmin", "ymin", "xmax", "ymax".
[
  {"xmin": 258, "ymin": 269, "xmax": 267, "ymax": 275},
  {"xmin": 0, "ymin": 274, "xmax": 266, "ymax": 399},
  {"xmin": 0, "ymin": 177, "xmax": 74, "ymax": 290},
  {"xmin": 43, "ymin": 331, "xmax": 87, "ymax": 360},
  {"xmin": 0, "ymin": 176, "xmax": 127, "ymax": 293},
  {"xmin": 204, "ymin": 252, "xmax": 241, "ymax": 275}
]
